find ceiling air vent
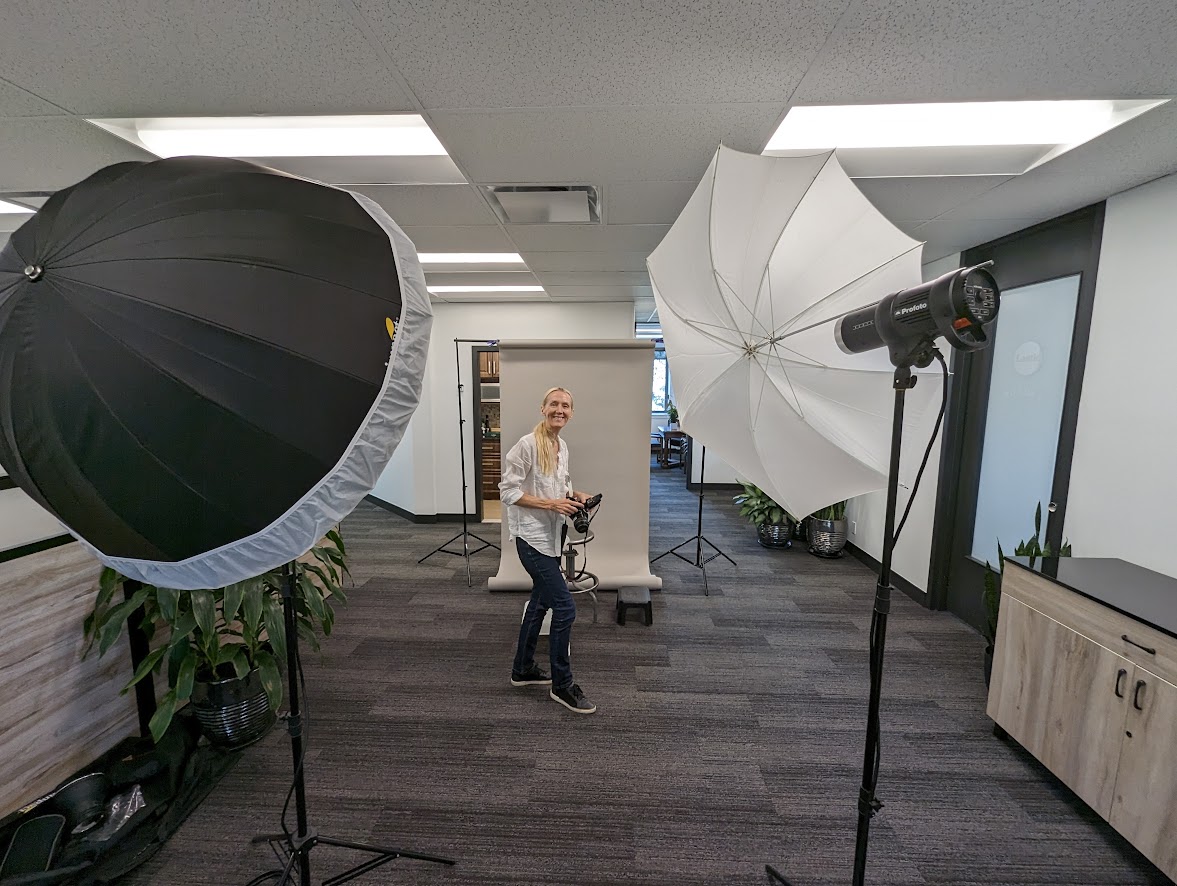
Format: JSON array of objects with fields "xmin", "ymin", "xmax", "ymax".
[{"xmin": 484, "ymin": 185, "xmax": 600, "ymax": 224}]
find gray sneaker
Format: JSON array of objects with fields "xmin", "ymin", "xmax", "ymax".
[{"xmin": 550, "ymin": 682, "xmax": 596, "ymax": 714}]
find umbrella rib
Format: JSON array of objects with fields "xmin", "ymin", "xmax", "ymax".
[
  {"xmin": 54, "ymin": 275, "xmax": 331, "ymax": 484},
  {"xmin": 770, "ymin": 241, "xmax": 924, "ymax": 342},
  {"xmin": 706, "ymin": 153, "xmax": 751, "ymax": 342},
  {"xmin": 45, "ymin": 277, "xmax": 260, "ymax": 520},
  {"xmin": 51, "ymin": 271, "xmax": 379, "ymax": 385}
]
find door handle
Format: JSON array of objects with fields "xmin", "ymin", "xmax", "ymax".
[
  {"xmin": 1114, "ymin": 668, "xmax": 1127, "ymax": 698},
  {"xmin": 1133, "ymin": 680, "xmax": 1147, "ymax": 711}
]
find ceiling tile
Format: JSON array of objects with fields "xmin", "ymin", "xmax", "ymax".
[
  {"xmin": 853, "ymin": 175, "xmax": 1015, "ymax": 223},
  {"xmin": 796, "ymin": 0, "xmax": 1177, "ymax": 104},
  {"xmin": 0, "ymin": 1, "xmax": 416, "ymax": 116},
  {"xmin": 915, "ymin": 217, "xmax": 1052, "ymax": 262},
  {"xmin": 0, "ymin": 117, "xmax": 154, "ymax": 191},
  {"xmin": 522, "ymin": 251, "xmax": 653, "ymax": 272},
  {"xmin": 353, "ymin": 0, "xmax": 844, "ymax": 108},
  {"xmin": 605, "ymin": 181, "xmax": 698, "ymax": 225},
  {"xmin": 349, "ymin": 185, "xmax": 499, "ymax": 226},
  {"xmin": 506, "ymin": 224, "xmax": 670, "ymax": 254},
  {"xmin": 424, "ymin": 271, "xmax": 539, "ymax": 287},
  {"xmin": 399, "ymin": 225, "xmax": 517, "ymax": 253},
  {"xmin": 0, "ymin": 79, "xmax": 62, "ymax": 115},
  {"xmin": 546, "ymin": 285, "xmax": 653, "ymax": 301},
  {"xmin": 430, "ymin": 105, "xmax": 784, "ymax": 184},
  {"xmin": 534, "ymin": 271, "xmax": 650, "ymax": 288},
  {"xmin": 256, "ymin": 156, "xmax": 467, "ymax": 186},
  {"xmin": 0, "ymin": 212, "xmax": 33, "ymax": 233}
]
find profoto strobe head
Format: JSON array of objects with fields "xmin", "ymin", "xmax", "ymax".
[{"xmin": 835, "ymin": 262, "xmax": 1000, "ymax": 367}]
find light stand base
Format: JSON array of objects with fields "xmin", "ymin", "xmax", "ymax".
[
  {"xmin": 251, "ymin": 831, "xmax": 454, "ymax": 886},
  {"xmin": 418, "ymin": 529, "xmax": 500, "ymax": 587},
  {"xmin": 651, "ymin": 444, "xmax": 735, "ymax": 595}
]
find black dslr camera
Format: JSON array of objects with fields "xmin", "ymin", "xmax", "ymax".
[{"xmin": 570, "ymin": 493, "xmax": 602, "ymax": 534}]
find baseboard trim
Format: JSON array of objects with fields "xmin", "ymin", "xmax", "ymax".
[
  {"xmin": 363, "ymin": 496, "xmax": 484, "ymax": 525},
  {"xmin": 684, "ymin": 482, "xmax": 744, "ymax": 494},
  {"xmin": 0, "ymin": 534, "xmax": 75, "ymax": 564},
  {"xmin": 843, "ymin": 541, "xmax": 928, "ymax": 607}
]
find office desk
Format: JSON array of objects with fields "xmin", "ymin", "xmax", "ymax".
[{"xmin": 656, "ymin": 426, "xmax": 688, "ymax": 469}]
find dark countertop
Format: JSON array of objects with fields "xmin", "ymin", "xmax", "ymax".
[{"xmin": 1007, "ymin": 557, "xmax": 1177, "ymax": 640}]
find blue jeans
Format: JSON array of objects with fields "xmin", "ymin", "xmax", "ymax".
[{"xmin": 513, "ymin": 537, "xmax": 576, "ymax": 690}]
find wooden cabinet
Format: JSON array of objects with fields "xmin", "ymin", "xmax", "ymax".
[{"xmin": 989, "ymin": 564, "xmax": 1177, "ymax": 881}]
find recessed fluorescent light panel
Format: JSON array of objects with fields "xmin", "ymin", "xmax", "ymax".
[
  {"xmin": 88, "ymin": 115, "xmax": 448, "ymax": 158},
  {"xmin": 765, "ymin": 99, "xmax": 1168, "ymax": 176},
  {"xmin": 417, "ymin": 253, "xmax": 525, "ymax": 265},
  {"xmin": 0, "ymin": 200, "xmax": 34, "ymax": 214},
  {"xmin": 427, "ymin": 286, "xmax": 545, "ymax": 293}
]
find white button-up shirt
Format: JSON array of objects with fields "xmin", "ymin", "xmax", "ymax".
[{"xmin": 499, "ymin": 432, "xmax": 571, "ymax": 557}]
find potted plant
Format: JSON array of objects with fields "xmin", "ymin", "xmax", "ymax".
[
  {"xmin": 734, "ymin": 481, "xmax": 793, "ymax": 548},
  {"xmin": 666, "ymin": 400, "xmax": 679, "ymax": 427},
  {"xmin": 807, "ymin": 501, "xmax": 848, "ymax": 557},
  {"xmin": 981, "ymin": 502, "xmax": 1071, "ymax": 685},
  {"xmin": 83, "ymin": 530, "xmax": 349, "ymax": 746}
]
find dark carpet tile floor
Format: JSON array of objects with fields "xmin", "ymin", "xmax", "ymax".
[{"xmin": 120, "ymin": 466, "xmax": 1170, "ymax": 885}]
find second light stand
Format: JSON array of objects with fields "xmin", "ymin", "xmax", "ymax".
[
  {"xmin": 419, "ymin": 339, "xmax": 500, "ymax": 586},
  {"xmin": 651, "ymin": 443, "xmax": 735, "ymax": 595}
]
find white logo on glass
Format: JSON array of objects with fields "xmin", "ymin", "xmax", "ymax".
[{"xmin": 1014, "ymin": 341, "xmax": 1042, "ymax": 376}]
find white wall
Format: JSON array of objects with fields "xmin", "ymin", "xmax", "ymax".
[
  {"xmin": 370, "ymin": 301, "xmax": 634, "ymax": 516},
  {"xmin": 845, "ymin": 253, "xmax": 961, "ymax": 592},
  {"xmin": 1064, "ymin": 173, "xmax": 1177, "ymax": 579}
]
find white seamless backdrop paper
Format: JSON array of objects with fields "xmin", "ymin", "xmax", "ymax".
[{"xmin": 488, "ymin": 340, "xmax": 661, "ymax": 592}]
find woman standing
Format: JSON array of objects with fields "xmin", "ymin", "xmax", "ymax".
[{"xmin": 500, "ymin": 386, "xmax": 597, "ymax": 714}]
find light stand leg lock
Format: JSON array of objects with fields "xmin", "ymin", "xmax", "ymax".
[
  {"xmin": 857, "ymin": 788, "xmax": 883, "ymax": 818},
  {"xmin": 873, "ymin": 582, "xmax": 891, "ymax": 614}
]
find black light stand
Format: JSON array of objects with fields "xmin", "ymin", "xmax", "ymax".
[
  {"xmin": 252, "ymin": 565, "xmax": 455, "ymax": 885},
  {"xmin": 419, "ymin": 338, "xmax": 500, "ymax": 586},
  {"xmin": 766, "ymin": 354, "xmax": 929, "ymax": 886},
  {"xmin": 652, "ymin": 443, "xmax": 735, "ymax": 595}
]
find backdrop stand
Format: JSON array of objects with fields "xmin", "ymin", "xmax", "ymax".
[
  {"xmin": 419, "ymin": 338, "xmax": 500, "ymax": 586},
  {"xmin": 766, "ymin": 360, "xmax": 920, "ymax": 886},
  {"xmin": 252, "ymin": 566, "xmax": 455, "ymax": 885},
  {"xmin": 651, "ymin": 444, "xmax": 735, "ymax": 595}
]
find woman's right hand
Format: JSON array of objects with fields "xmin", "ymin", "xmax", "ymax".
[{"xmin": 548, "ymin": 497, "xmax": 583, "ymax": 516}]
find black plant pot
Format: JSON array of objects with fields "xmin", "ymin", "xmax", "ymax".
[
  {"xmin": 756, "ymin": 523, "xmax": 793, "ymax": 549},
  {"xmin": 191, "ymin": 667, "xmax": 274, "ymax": 749},
  {"xmin": 807, "ymin": 517, "xmax": 848, "ymax": 558}
]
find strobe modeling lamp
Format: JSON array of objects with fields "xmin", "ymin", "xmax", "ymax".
[{"xmin": 834, "ymin": 262, "xmax": 1001, "ymax": 367}]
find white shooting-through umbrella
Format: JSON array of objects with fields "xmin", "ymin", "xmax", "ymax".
[{"xmin": 647, "ymin": 146, "xmax": 938, "ymax": 521}]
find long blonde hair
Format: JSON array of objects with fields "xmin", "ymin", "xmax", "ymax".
[{"xmin": 532, "ymin": 386, "xmax": 573, "ymax": 476}]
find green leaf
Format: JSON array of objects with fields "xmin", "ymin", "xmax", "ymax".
[
  {"xmin": 326, "ymin": 528, "xmax": 346, "ymax": 557},
  {"xmin": 168, "ymin": 609, "xmax": 198, "ymax": 642},
  {"xmin": 123, "ymin": 645, "xmax": 167, "ymax": 692},
  {"xmin": 243, "ymin": 583, "xmax": 264, "ymax": 634},
  {"xmin": 255, "ymin": 650, "xmax": 284, "ymax": 711},
  {"xmin": 149, "ymin": 690, "xmax": 178, "ymax": 744},
  {"xmin": 190, "ymin": 590, "xmax": 215, "ymax": 636},
  {"xmin": 221, "ymin": 583, "xmax": 245, "ymax": 626},
  {"xmin": 1033, "ymin": 501, "xmax": 1042, "ymax": 537},
  {"xmin": 264, "ymin": 597, "xmax": 286, "ymax": 666},
  {"xmin": 298, "ymin": 574, "xmax": 327, "ymax": 623},
  {"xmin": 231, "ymin": 648, "xmax": 250, "ymax": 680},
  {"xmin": 175, "ymin": 650, "xmax": 197, "ymax": 701},
  {"xmin": 157, "ymin": 587, "xmax": 179, "ymax": 622},
  {"xmin": 167, "ymin": 638, "xmax": 190, "ymax": 683},
  {"xmin": 95, "ymin": 588, "xmax": 152, "ymax": 656}
]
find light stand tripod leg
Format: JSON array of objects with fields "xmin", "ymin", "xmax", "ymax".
[
  {"xmin": 650, "ymin": 444, "xmax": 735, "ymax": 595},
  {"xmin": 765, "ymin": 366, "xmax": 912, "ymax": 886},
  {"xmin": 418, "ymin": 339, "xmax": 500, "ymax": 586},
  {"xmin": 249, "ymin": 566, "xmax": 455, "ymax": 885}
]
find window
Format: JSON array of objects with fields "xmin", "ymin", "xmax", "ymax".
[{"xmin": 652, "ymin": 345, "xmax": 669, "ymax": 413}]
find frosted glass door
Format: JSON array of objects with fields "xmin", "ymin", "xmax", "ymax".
[{"xmin": 970, "ymin": 275, "xmax": 1080, "ymax": 565}]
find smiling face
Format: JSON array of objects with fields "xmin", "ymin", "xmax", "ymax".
[{"xmin": 540, "ymin": 388, "xmax": 574, "ymax": 435}]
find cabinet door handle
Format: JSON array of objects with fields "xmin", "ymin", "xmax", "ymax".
[
  {"xmin": 1133, "ymin": 680, "xmax": 1147, "ymax": 711},
  {"xmin": 1114, "ymin": 668, "xmax": 1127, "ymax": 698},
  {"xmin": 1121, "ymin": 634, "xmax": 1157, "ymax": 655}
]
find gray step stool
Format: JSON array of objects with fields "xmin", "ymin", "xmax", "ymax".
[{"xmin": 616, "ymin": 586, "xmax": 653, "ymax": 626}]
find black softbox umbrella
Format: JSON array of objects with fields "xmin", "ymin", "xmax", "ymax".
[{"xmin": 0, "ymin": 156, "xmax": 431, "ymax": 589}]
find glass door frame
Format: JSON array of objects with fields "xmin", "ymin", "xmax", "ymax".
[{"xmin": 928, "ymin": 204, "xmax": 1105, "ymax": 626}]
